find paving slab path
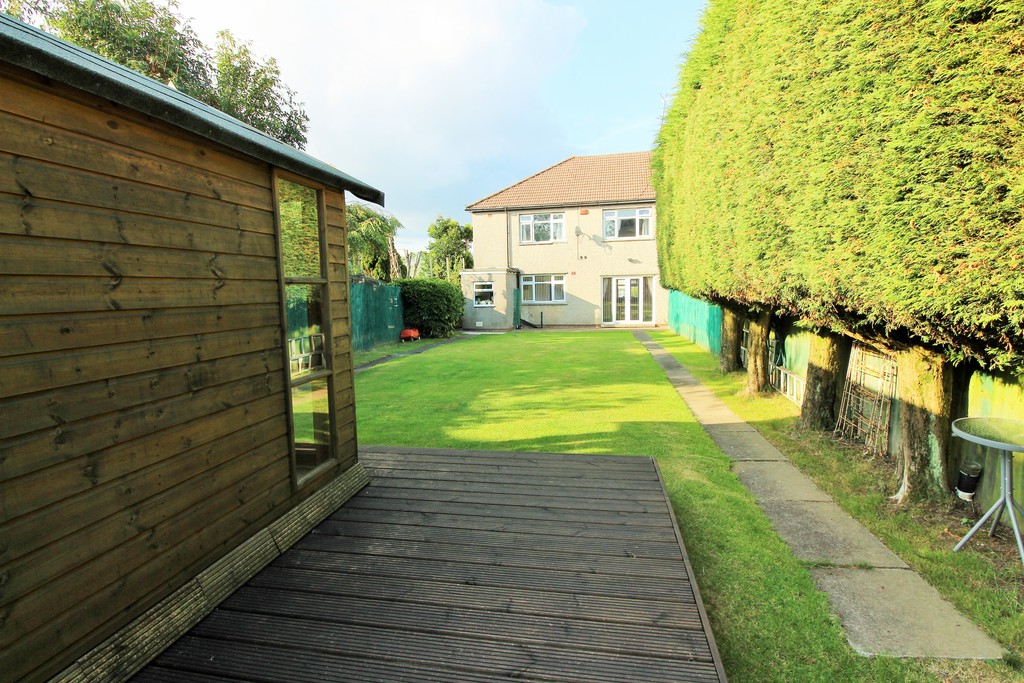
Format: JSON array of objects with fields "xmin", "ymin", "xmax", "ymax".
[{"xmin": 633, "ymin": 331, "xmax": 1004, "ymax": 660}]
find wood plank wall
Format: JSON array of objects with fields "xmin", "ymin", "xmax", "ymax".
[
  {"xmin": 326, "ymin": 193, "xmax": 358, "ymax": 465},
  {"xmin": 0, "ymin": 64, "xmax": 357, "ymax": 681}
]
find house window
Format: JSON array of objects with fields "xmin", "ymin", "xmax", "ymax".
[
  {"xmin": 474, "ymin": 282, "xmax": 495, "ymax": 307},
  {"xmin": 603, "ymin": 208, "xmax": 653, "ymax": 239},
  {"xmin": 520, "ymin": 213, "xmax": 565, "ymax": 243},
  {"xmin": 522, "ymin": 274, "xmax": 565, "ymax": 303},
  {"xmin": 602, "ymin": 276, "xmax": 655, "ymax": 323},
  {"xmin": 276, "ymin": 177, "xmax": 335, "ymax": 484}
]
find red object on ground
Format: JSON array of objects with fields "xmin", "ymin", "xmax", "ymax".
[{"xmin": 400, "ymin": 328, "xmax": 420, "ymax": 342}]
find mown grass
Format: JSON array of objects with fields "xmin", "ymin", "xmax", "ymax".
[
  {"xmin": 352, "ymin": 334, "xmax": 466, "ymax": 370},
  {"xmin": 353, "ymin": 330, "xmax": 1019, "ymax": 682}
]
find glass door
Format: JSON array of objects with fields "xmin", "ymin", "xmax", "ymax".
[{"xmin": 603, "ymin": 276, "xmax": 654, "ymax": 323}]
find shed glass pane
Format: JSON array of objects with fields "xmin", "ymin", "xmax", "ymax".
[
  {"xmin": 291, "ymin": 377, "xmax": 332, "ymax": 476},
  {"xmin": 285, "ymin": 284, "xmax": 326, "ymax": 378},
  {"xmin": 278, "ymin": 179, "xmax": 322, "ymax": 278}
]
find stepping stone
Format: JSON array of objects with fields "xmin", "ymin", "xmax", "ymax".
[
  {"xmin": 733, "ymin": 461, "xmax": 832, "ymax": 503},
  {"xmin": 760, "ymin": 501, "xmax": 908, "ymax": 568},
  {"xmin": 812, "ymin": 567, "xmax": 1005, "ymax": 659},
  {"xmin": 704, "ymin": 428, "xmax": 785, "ymax": 460}
]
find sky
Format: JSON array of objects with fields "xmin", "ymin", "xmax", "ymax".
[{"xmin": 172, "ymin": 0, "xmax": 709, "ymax": 253}]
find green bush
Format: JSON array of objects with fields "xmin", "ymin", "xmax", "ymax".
[
  {"xmin": 654, "ymin": 0, "xmax": 1024, "ymax": 371},
  {"xmin": 394, "ymin": 278, "xmax": 464, "ymax": 338}
]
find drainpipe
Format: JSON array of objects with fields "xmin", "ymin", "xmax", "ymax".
[{"xmin": 505, "ymin": 209, "xmax": 513, "ymax": 271}]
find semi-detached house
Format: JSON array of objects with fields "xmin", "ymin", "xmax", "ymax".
[{"xmin": 461, "ymin": 151, "xmax": 667, "ymax": 330}]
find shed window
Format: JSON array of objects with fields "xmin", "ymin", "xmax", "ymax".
[{"xmin": 277, "ymin": 177, "xmax": 335, "ymax": 484}]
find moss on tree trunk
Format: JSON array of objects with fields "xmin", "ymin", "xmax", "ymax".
[
  {"xmin": 746, "ymin": 310, "xmax": 773, "ymax": 395},
  {"xmin": 720, "ymin": 305, "xmax": 744, "ymax": 373},
  {"xmin": 799, "ymin": 331, "xmax": 849, "ymax": 431},
  {"xmin": 892, "ymin": 346, "xmax": 954, "ymax": 504}
]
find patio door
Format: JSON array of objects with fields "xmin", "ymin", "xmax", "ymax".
[{"xmin": 602, "ymin": 276, "xmax": 654, "ymax": 324}]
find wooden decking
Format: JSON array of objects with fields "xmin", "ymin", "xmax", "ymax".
[{"xmin": 133, "ymin": 447, "xmax": 726, "ymax": 682}]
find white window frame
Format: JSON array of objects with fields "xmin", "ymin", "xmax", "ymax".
[
  {"xmin": 519, "ymin": 213, "xmax": 565, "ymax": 244},
  {"xmin": 522, "ymin": 274, "xmax": 566, "ymax": 304},
  {"xmin": 602, "ymin": 275, "xmax": 656, "ymax": 324},
  {"xmin": 473, "ymin": 281, "xmax": 495, "ymax": 307},
  {"xmin": 603, "ymin": 208, "xmax": 653, "ymax": 240}
]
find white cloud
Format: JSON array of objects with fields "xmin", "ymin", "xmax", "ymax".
[{"xmin": 174, "ymin": 0, "xmax": 586, "ymax": 249}]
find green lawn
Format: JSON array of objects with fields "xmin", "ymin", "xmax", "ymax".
[{"xmin": 355, "ymin": 331, "xmax": 1020, "ymax": 682}]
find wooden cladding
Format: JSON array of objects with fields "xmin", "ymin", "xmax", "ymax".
[{"xmin": 0, "ymin": 64, "xmax": 356, "ymax": 681}]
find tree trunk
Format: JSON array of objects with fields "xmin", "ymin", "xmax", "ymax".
[
  {"xmin": 746, "ymin": 310, "xmax": 773, "ymax": 395},
  {"xmin": 720, "ymin": 306, "xmax": 744, "ymax": 373},
  {"xmin": 799, "ymin": 331, "xmax": 849, "ymax": 431},
  {"xmin": 387, "ymin": 235, "xmax": 402, "ymax": 281},
  {"xmin": 892, "ymin": 346, "xmax": 954, "ymax": 504}
]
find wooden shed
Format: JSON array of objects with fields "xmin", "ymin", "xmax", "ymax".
[{"xmin": 0, "ymin": 15, "xmax": 383, "ymax": 682}]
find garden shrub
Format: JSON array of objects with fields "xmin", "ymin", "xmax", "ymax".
[
  {"xmin": 654, "ymin": 0, "xmax": 1024, "ymax": 371},
  {"xmin": 394, "ymin": 278, "xmax": 464, "ymax": 338}
]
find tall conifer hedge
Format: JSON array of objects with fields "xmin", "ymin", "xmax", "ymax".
[{"xmin": 654, "ymin": 0, "xmax": 1024, "ymax": 371}]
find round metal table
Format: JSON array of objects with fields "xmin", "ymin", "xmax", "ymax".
[{"xmin": 952, "ymin": 417, "xmax": 1024, "ymax": 567}]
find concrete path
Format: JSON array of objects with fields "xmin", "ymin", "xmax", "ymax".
[{"xmin": 633, "ymin": 331, "xmax": 1004, "ymax": 660}]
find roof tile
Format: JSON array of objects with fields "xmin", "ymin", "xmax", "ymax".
[{"xmin": 467, "ymin": 151, "xmax": 653, "ymax": 212}]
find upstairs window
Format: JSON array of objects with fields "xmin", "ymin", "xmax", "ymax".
[
  {"xmin": 522, "ymin": 274, "xmax": 565, "ymax": 303},
  {"xmin": 603, "ymin": 208, "xmax": 653, "ymax": 239},
  {"xmin": 520, "ymin": 213, "xmax": 565, "ymax": 243}
]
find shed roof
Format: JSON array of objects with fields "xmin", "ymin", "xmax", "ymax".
[
  {"xmin": 466, "ymin": 151, "xmax": 653, "ymax": 212},
  {"xmin": 0, "ymin": 14, "xmax": 384, "ymax": 206}
]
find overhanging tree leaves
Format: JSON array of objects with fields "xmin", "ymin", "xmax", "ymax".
[
  {"xmin": 213, "ymin": 29, "xmax": 308, "ymax": 148},
  {"xmin": 346, "ymin": 203, "xmax": 404, "ymax": 282},
  {"xmin": 22, "ymin": 0, "xmax": 214, "ymax": 101},
  {"xmin": 3, "ymin": 0, "xmax": 309, "ymax": 148}
]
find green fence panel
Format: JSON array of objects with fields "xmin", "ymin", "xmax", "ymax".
[
  {"xmin": 513, "ymin": 288, "xmax": 522, "ymax": 329},
  {"xmin": 668, "ymin": 290, "xmax": 722, "ymax": 355},
  {"xmin": 349, "ymin": 279, "xmax": 403, "ymax": 352}
]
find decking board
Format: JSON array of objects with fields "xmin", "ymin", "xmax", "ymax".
[{"xmin": 134, "ymin": 448, "xmax": 726, "ymax": 682}]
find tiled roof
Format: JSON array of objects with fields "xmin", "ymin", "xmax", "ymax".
[
  {"xmin": 466, "ymin": 151, "xmax": 653, "ymax": 212},
  {"xmin": 0, "ymin": 15, "xmax": 384, "ymax": 205}
]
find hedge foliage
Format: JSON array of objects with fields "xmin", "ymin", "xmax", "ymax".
[
  {"xmin": 394, "ymin": 278, "xmax": 464, "ymax": 338},
  {"xmin": 654, "ymin": 0, "xmax": 1024, "ymax": 370}
]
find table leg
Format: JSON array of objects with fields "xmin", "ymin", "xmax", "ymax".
[
  {"xmin": 998, "ymin": 449, "xmax": 1024, "ymax": 566},
  {"xmin": 1007, "ymin": 494, "xmax": 1024, "ymax": 567},
  {"xmin": 988, "ymin": 450, "xmax": 1012, "ymax": 535},
  {"xmin": 955, "ymin": 499, "xmax": 1006, "ymax": 552},
  {"xmin": 990, "ymin": 506, "xmax": 1005, "ymax": 535}
]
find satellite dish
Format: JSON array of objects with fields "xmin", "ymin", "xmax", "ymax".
[{"xmin": 575, "ymin": 226, "xmax": 583, "ymax": 236}]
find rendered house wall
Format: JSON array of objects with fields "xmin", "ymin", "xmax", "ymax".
[{"xmin": 468, "ymin": 204, "xmax": 667, "ymax": 327}]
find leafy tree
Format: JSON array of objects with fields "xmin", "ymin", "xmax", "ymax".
[
  {"xmin": 212, "ymin": 30, "xmax": 307, "ymax": 148},
  {"xmin": 2, "ymin": 0, "xmax": 308, "ymax": 148},
  {"xmin": 425, "ymin": 215, "xmax": 473, "ymax": 284},
  {"xmin": 346, "ymin": 203, "xmax": 404, "ymax": 282},
  {"xmin": 44, "ymin": 0, "xmax": 214, "ymax": 101}
]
